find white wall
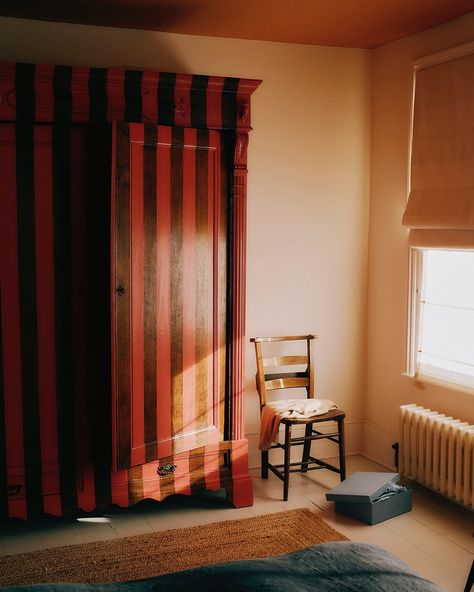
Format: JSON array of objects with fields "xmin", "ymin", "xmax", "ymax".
[
  {"xmin": 0, "ymin": 17, "xmax": 372, "ymax": 467},
  {"xmin": 365, "ymin": 12, "xmax": 474, "ymax": 468}
]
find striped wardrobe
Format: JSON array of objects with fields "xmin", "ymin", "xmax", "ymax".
[{"xmin": 0, "ymin": 62, "xmax": 261, "ymax": 520}]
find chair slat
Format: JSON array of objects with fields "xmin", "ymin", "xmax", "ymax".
[
  {"xmin": 263, "ymin": 355, "xmax": 308, "ymax": 367},
  {"xmin": 264, "ymin": 371, "xmax": 307, "ymax": 381},
  {"xmin": 251, "ymin": 335, "xmax": 316, "ymax": 343},
  {"xmin": 265, "ymin": 377, "xmax": 309, "ymax": 390}
]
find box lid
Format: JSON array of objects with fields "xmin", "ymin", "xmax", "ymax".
[{"xmin": 325, "ymin": 471, "xmax": 399, "ymax": 503}]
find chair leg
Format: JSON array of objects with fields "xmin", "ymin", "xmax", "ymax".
[
  {"xmin": 338, "ymin": 417, "xmax": 346, "ymax": 481},
  {"xmin": 464, "ymin": 559, "xmax": 474, "ymax": 592},
  {"xmin": 301, "ymin": 423, "xmax": 312, "ymax": 472},
  {"xmin": 283, "ymin": 424, "xmax": 292, "ymax": 501},
  {"xmin": 261, "ymin": 449, "xmax": 269, "ymax": 479}
]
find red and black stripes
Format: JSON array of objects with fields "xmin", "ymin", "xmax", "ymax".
[
  {"xmin": 113, "ymin": 122, "xmax": 132, "ymax": 472},
  {"xmin": 52, "ymin": 125, "xmax": 78, "ymax": 513},
  {"xmin": 0, "ymin": 61, "xmax": 260, "ymax": 519},
  {"xmin": 15, "ymin": 63, "xmax": 35, "ymax": 122},
  {"xmin": 222, "ymin": 131, "xmax": 234, "ymax": 440},
  {"xmin": 155, "ymin": 127, "xmax": 172, "ymax": 461},
  {"xmin": 124, "ymin": 70, "xmax": 143, "ymax": 123},
  {"xmin": 143, "ymin": 125, "xmax": 158, "ymax": 464},
  {"xmin": 14, "ymin": 68, "xmax": 42, "ymax": 517},
  {"xmin": 0, "ymin": 294, "xmax": 8, "ymax": 517},
  {"xmin": 53, "ymin": 67, "xmax": 73, "ymax": 123},
  {"xmin": 218, "ymin": 133, "xmax": 231, "ymax": 438},
  {"xmin": 88, "ymin": 68, "xmax": 108, "ymax": 123},
  {"xmin": 0, "ymin": 123, "xmax": 113, "ymax": 519},
  {"xmin": 85, "ymin": 125, "xmax": 112, "ymax": 510},
  {"xmin": 34, "ymin": 125, "xmax": 58, "ymax": 516},
  {"xmin": 16, "ymin": 121, "xmax": 44, "ymax": 518},
  {"xmin": 170, "ymin": 126, "xmax": 184, "ymax": 447},
  {"xmin": 195, "ymin": 128, "xmax": 213, "ymax": 437},
  {"xmin": 157, "ymin": 73, "xmax": 176, "ymax": 127},
  {"xmin": 190, "ymin": 75, "xmax": 208, "ymax": 129},
  {"xmin": 1, "ymin": 124, "xmax": 25, "ymax": 518},
  {"xmin": 112, "ymin": 123, "xmax": 226, "ymax": 471},
  {"xmin": 6, "ymin": 62, "xmax": 251, "ymax": 129},
  {"xmin": 221, "ymin": 78, "xmax": 239, "ymax": 130}
]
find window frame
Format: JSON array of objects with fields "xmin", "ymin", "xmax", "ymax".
[
  {"xmin": 405, "ymin": 247, "xmax": 422, "ymax": 379},
  {"xmin": 405, "ymin": 247, "xmax": 474, "ymax": 392}
]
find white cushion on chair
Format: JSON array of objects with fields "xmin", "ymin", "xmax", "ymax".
[{"xmin": 259, "ymin": 399, "xmax": 338, "ymax": 450}]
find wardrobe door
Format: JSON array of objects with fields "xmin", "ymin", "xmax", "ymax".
[
  {"xmin": 0, "ymin": 123, "xmax": 108, "ymax": 519},
  {"xmin": 112, "ymin": 123, "xmax": 227, "ymax": 471}
]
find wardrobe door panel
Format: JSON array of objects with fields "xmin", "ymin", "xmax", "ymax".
[
  {"xmin": 112, "ymin": 122, "xmax": 226, "ymax": 471},
  {"xmin": 0, "ymin": 123, "xmax": 100, "ymax": 519}
]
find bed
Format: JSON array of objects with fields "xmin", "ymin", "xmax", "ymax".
[{"xmin": 3, "ymin": 542, "xmax": 443, "ymax": 592}]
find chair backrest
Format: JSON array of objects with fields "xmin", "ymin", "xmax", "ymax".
[{"xmin": 250, "ymin": 335, "xmax": 316, "ymax": 409}]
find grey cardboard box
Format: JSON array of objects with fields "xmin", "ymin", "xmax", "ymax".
[
  {"xmin": 326, "ymin": 472, "xmax": 400, "ymax": 503},
  {"xmin": 326, "ymin": 471, "xmax": 412, "ymax": 525}
]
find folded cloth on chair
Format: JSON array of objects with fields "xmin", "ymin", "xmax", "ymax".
[{"xmin": 259, "ymin": 398, "xmax": 338, "ymax": 451}]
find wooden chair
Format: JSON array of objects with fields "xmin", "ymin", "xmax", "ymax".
[{"xmin": 250, "ymin": 335, "xmax": 346, "ymax": 501}]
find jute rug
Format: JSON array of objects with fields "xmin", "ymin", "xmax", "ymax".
[{"xmin": 0, "ymin": 508, "xmax": 348, "ymax": 586}]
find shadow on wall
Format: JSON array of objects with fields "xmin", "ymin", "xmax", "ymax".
[
  {"xmin": 0, "ymin": 6, "xmax": 197, "ymax": 75},
  {"xmin": 0, "ymin": 0, "xmax": 199, "ymax": 36}
]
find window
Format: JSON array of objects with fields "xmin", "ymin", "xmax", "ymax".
[
  {"xmin": 403, "ymin": 43, "xmax": 474, "ymax": 391},
  {"xmin": 407, "ymin": 248, "xmax": 474, "ymax": 389}
]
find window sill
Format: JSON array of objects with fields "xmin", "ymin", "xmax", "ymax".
[{"xmin": 402, "ymin": 372, "xmax": 474, "ymax": 396}]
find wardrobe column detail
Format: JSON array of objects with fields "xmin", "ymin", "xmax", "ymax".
[{"xmin": 231, "ymin": 129, "xmax": 249, "ymax": 441}]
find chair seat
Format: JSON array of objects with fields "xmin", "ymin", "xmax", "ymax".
[{"xmin": 280, "ymin": 408, "xmax": 345, "ymax": 425}]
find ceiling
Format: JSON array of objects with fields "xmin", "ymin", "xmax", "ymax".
[{"xmin": 1, "ymin": 0, "xmax": 473, "ymax": 49}]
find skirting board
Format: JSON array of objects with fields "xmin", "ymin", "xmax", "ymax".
[{"xmin": 362, "ymin": 421, "xmax": 397, "ymax": 471}]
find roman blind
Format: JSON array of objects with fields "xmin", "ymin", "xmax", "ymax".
[{"xmin": 403, "ymin": 48, "xmax": 474, "ymax": 248}]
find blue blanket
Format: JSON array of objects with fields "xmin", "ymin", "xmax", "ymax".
[{"xmin": 4, "ymin": 542, "xmax": 443, "ymax": 592}]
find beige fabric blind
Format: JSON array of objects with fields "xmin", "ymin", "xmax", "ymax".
[
  {"xmin": 409, "ymin": 229, "xmax": 474, "ymax": 249},
  {"xmin": 403, "ymin": 51, "xmax": 474, "ymax": 247}
]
